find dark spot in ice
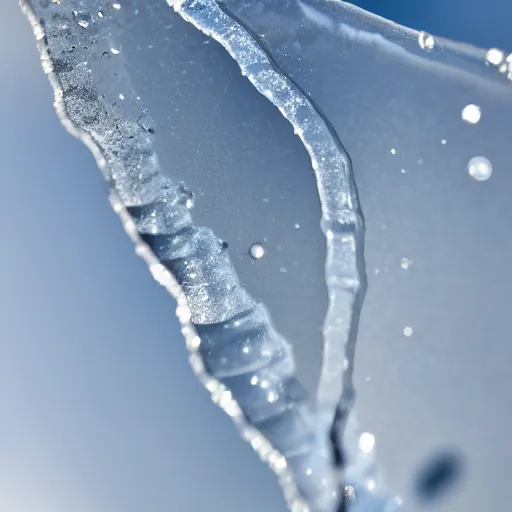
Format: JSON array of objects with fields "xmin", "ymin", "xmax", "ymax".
[
  {"xmin": 51, "ymin": 57, "xmax": 73, "ymax": 73},
  {"xmin": 414, "ymin": 451, "xmax": 463, "ymax": 503}
]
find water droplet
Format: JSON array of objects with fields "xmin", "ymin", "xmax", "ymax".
[
  {"xmin": 344, "ymin": 485, "xmax": 356, "ymax": 501},
  {"xmin": 390, "ymin": 148, "xmax": 396, "ymax": 155},
  {"xmin": 418, "ymin": 31, "xmax": 435, "ymax": 50},
  {"xmin": 468, "ymin": 156, "xmax": 492, "ymax": 181},
  {"xmin": 112, "ymin": 2, "xmax": 122, "ymax": 10},
  {"xmin": 441, "ymin": 139, "xmax": 447, "ymax": 145},
  {"xmin": 403, "ymin": 326, "xmax": 414, "ymax": 337},
  {"xmin": 461, "ymin": 104, "xmax": 481, "ymax": 124},
  {"xmin": 294, "ymin": 223, "xmax": 300, "ymax": 229},
  {"xmin": 486, "ymin": 48, "xmax": 504, "ymax": 66},
  {"xmin": 358, "ymin": 432, "xmax": 375, "ymax": 454},
  {"xmin": 249, "ymin": 243, "xmax": 265, "ymax": 259},
  {"xmin": 97, "ymin": 11, "xmax": 104, "ymax": 18},
  {"xmin": 400, "ymin": 257, "xmax": 412, "ymax": 270},
  {"xmin": 118, "ymin": 93, "xmax": 125, "ymax": 100}
]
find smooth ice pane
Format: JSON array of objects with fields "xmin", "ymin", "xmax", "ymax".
[
  {"xmin": 174, "ymin": 0, "xmax": 512, "ymax": 511},
  {"xmin": 21, "ymin": 0, "xmax": 512, "ymax": 511}
]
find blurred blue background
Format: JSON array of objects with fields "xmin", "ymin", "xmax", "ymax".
[
  {"xmin": 353, "ymin": 0, "xmax": 511, "ymax": 50},
  {"xmin": 1, "ymin": 1, "xmax": 510, "ymax": 512}
]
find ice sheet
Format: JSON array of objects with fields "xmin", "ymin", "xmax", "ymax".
[{"xmin": 20, "ymin": 0, "xmax": 512, "ymax": 511}]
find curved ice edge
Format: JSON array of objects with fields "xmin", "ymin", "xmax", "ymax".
[
  {"xmin": 19, "ymin": 0, "xmax": 339, "ymax": 511},
  {"xmin": 300, "ymin": 0, "xmax": 512, "ymax": 89},
  {"xmin": 170, "ymin": 0, "xmax": 402, "ymax": 510}
]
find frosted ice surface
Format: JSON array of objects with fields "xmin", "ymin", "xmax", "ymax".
[{"xmin": 20, "ymin": 0, "xmax": 512, "ymax": 511}]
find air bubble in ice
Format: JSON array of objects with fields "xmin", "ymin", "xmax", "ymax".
[
  {"xmin": 403, "ymin": 326, "xmax": 414, "ymax": 337},
  {"xmin": 400, "ymin": 257, "xmax": 412, "ymax": 270},
  {"xmin": 77, "ymin": 20, "xmax": 89, "ymax": 28},
  {"xmin": 345, "ymin": 485, "xmax": 356, "ymax": 501},
  {"xmin": 358, "ymin": 432, "xmax": 375, "ymax": 454},
  {"xmin": 249, "ymin": 242, "xmax": 265, "ymax": 259},
  {"xmin": 462, "ymin": 104, "xmax": 481, "ymax": 124},
  {"xmin": 468, "ymin": 156, "xmax": 493, "ymax": 181},
  {"xmin": 112, "ymin": 2, "xmax": 121, "ymax": 10}
]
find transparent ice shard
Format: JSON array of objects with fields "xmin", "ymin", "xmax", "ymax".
[
  {"xmin": 20, "ymin": 1, "xmax": 339, "ymax": 511},
  {"xmin": 20, "ymin": 0, "xmax": 512, "ymax": 511}
]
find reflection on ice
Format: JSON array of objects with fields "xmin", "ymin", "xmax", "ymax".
[
  {"xmin": 20, "ymin": 0, "xmax": 512, "ymax": 511},
  {"xmin": 461, "ymin": 104, "xmax": 482, "ymax": 124}
]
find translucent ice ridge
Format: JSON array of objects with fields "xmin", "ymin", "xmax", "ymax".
[
  {"xmin": 172, "ymin": 0, "xmax": 365, "ymax": 433},
  {"xmin": 170, "ymin": 1, "xmax": 399, "ymax": 510}
]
